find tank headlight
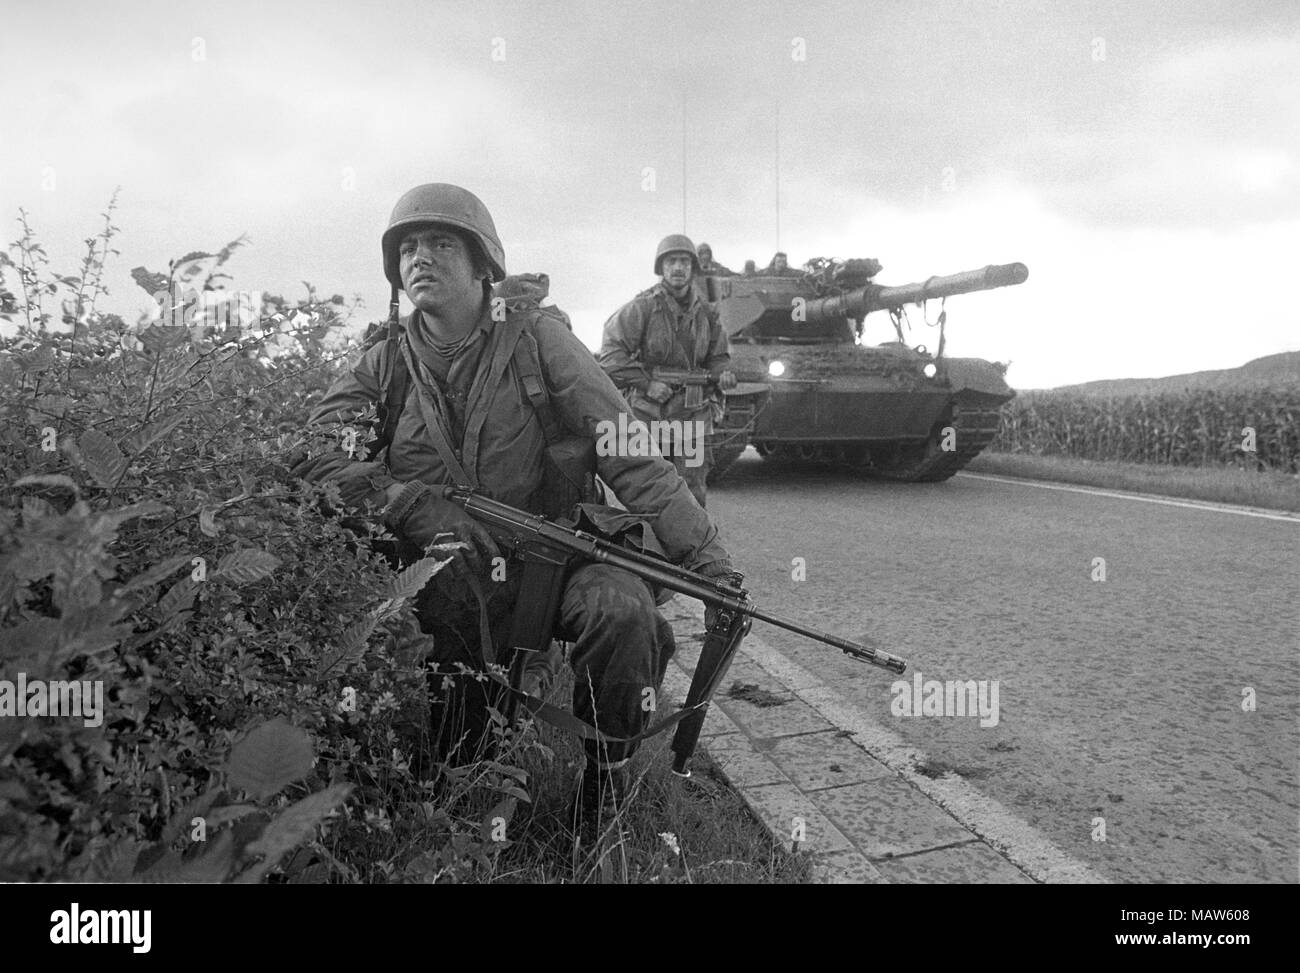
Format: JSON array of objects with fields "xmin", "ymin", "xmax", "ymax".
[
  {"xmin": 768, "ymin": 360, "xmax": 786, "ymax": 377},
  {"xmin": 922, "ymin": 363, "xmax": 938, "ymax": 379}
]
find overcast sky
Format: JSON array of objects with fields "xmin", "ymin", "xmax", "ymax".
[{"xmin": 2, "ymin": 0, "xmax": 1296, "ymax": 388}]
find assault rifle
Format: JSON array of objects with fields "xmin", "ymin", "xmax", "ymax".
[
  {"xmin": 441, "ymin": 485, "xmax": 907, "ymax": 776},
  {"xmin": 650, "ymin": 367, "xmax": 717, "ymax": 410}
]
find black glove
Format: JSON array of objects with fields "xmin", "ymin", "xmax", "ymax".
[
  {"xmin": 332, "ymin": 463, "xmax": 396, "ymax": 511},
  {"xmin": 388, "ymin": 486, "xmax": 501, "ymax": 583}
]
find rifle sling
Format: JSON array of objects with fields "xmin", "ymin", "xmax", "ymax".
[{"xmin": 396, "ymin": 338, "xmax": 497, "ymax": 664}]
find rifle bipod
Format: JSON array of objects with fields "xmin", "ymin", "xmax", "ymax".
[{"xmin": 670, "ymin": 604, "xmax": 752, "ymax": 777}]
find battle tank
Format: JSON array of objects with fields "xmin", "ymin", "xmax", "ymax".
[{"xmin": 702, "ymin": 258, "xmax": 1028, "ymax": 483}]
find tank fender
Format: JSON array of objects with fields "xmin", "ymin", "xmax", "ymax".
[{"xmin": 941, "ymin": 357, "xmax": 1014, "ymax": 397}]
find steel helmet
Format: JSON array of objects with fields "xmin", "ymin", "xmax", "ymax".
[
  {"xmin": 654, "ymin": 234, "xmax": 699, "ymax": 275},
  {"xmin": 381, "ymin": 183, "xmax": 506, "ymax": 288}
]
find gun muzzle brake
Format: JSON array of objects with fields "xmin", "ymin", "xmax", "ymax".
[{"xmin": 876, "ymin": 652, "xmax": 907, "ymax": 675}]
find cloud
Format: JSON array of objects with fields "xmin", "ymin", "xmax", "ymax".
[{"xmin": 994, "ymin": 34, "xmax": 1300, "ymax": 228}]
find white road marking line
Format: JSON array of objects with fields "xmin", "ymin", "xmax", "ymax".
[
  {"xmin": 676, "ymin": 599, "xmax": 1107, "ymax": 884},
  {"xmin": 957, "ymin": 471, "xmax": 1300, "ymax": 523}
]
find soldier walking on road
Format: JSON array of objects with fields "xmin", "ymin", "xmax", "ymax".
[
  {"xmin": 599, "ymin": 234, "xmax": 737, "ymax": 507},
  {"xmin": 293, "ymin": 187, "xmax": 739, "ymax": 834}
]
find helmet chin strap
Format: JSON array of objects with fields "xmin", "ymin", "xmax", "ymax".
[{"xmin": 387, "ymin": 284, "xmax": 401, "ymax": 341}]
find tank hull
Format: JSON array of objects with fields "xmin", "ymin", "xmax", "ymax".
[{"xmin": 712, "ymin": 343, "xmax": 1014, "ymax": 482}]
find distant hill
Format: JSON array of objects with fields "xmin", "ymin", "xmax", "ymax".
[{"xmin": 1035, "ymin": 352, "xmax": 1300, "ymax": 397}]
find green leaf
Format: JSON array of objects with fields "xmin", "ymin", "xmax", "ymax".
[
  {"xmin": 315, "ymin": 615, "xmax": 379, "ymax": 677},
  {"xmin": 156, "ymin": 576, "xmax": 198, "ymax": 619},
  {"xmin": 227, "ymin": 719, "xmax": 314, "ymax": 801},
  {"xmin": 121, "ymin": 553, "xmax": 193, "ymax": 593},
  {"xmin": 30, "ymin": 394, "xmax": 75, "ymax": 420},
  {"xmin": 381, "ymin": 555, "xmax": 449, "ymax": 603},
  {"xmin": 235, "ymin": 783, "xmax": 352, "ymax": 884},
  {"xmin": 483, "ymin": 760, "xmax": 530, "ymax": 785},
  {"xmin": 166, "ymin": 829, "xmax": 236, "ymax": 884},
  {"xmin": 130, "ymin": 266, "xmax": 170, "ymax": 297},
  {"xmin": 287, "ymin": 862, "xmax": 331, "ymax": 884},
  {"xmin": 98, "ymin": 501, "xmax": 169, "ymax": 528},
  {"xmin": 203, "ymin": 804, "xmax": 261, "ymax": 828},
  {"xmin": 14, "ymin": 474, "xmax": 80, "ymax": 497},
  {"xmin": 126, "ymin": 413, "xmax": 188, "ymax": 452},
  {"xmin": 214, "ymin": 549, "xmax": 280, "ymax": 584},
  {"xmin": 138, "ymin": 324, "xmax": 189, "ymax": 355},
  {"xmin": 85, "ymin": 837, "xmax": 144, "ymax": 882},
  {"xmin": 18, "ymin": 345, "xmax": 55, "ymax": 373},
  {"xmin": 78, "ymin": 429, "xmax": 128, "ymax": 488},
  {"xmin": 199, "ymin": 506, "xmax": 221, "ymax": 537}
]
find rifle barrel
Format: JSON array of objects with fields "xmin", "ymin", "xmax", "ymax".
[{"xmin": 747, "ymin": 605, "xmax": 907, "ymax": 673}]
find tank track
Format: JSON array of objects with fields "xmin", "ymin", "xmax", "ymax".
[
  {"xmin": 706, "ymin": 440, "xmax": 748, "ymax": 485},
  {"xmin": 705, "ymin": 391, "xmax": 770, "ymax": 485},
  {"xmin": 863, "ymin": 394, "xmax": 1007, "ymax": 482}
]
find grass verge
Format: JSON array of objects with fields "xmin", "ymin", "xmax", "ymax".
[
  {"xmin": 965, "ymin": 452, "xmax": 1300, "ymax": 512},
  {"xmin": 332, "ymin": 663, "xmax": 812, "ymax": 884}
]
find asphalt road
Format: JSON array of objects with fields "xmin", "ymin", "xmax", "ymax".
[{"xmin": 704, "ymin": 451, "xmax": 1300, "ymax": 883}]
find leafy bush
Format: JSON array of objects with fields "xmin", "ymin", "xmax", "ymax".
[{"xmin": 0, "ymin": 199, "xmax": 534, "ymax": 882}]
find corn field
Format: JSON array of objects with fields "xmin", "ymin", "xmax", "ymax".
[{"xmin": 991, "ymin": 388, "xmax": 1300, "ymax": 472}]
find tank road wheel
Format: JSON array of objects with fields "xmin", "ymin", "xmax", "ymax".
[{"xmin": 864, "ymin": 394, "xmax": 1009, "ymax": 483}]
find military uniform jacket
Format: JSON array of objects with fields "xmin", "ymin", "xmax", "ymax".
[
  {"xmin": 298, "ymin": 302, "xmax": 731, "ymax": 572},
  {"xmin": 597, "ymin": 282, "xmax": 731, "ymax": 420}
]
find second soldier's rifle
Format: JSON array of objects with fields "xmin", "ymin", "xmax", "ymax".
[
  {"xmin": 650, "ymin": 367, "xmax": 718, "ymax": 410},
  {"xmin": 441, "ymin": 485, "xmax": 907, "ymax": 776}
]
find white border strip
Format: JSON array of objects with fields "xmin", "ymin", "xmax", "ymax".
[{"xmin": 957, "ymin": 471, "xmax": 1300, "ymax": 523}]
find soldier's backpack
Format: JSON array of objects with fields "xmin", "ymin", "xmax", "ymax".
[{"xmin": 361, "ymin": 273, "xmax": 596, "ymax": 519}]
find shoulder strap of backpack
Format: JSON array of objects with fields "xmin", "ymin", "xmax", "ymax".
[
  {"xmin": 511, "ymin": 307, "xmax": 565, "ymax": 447},
  {"xmin": 369, "ymin": 317, "xmax": 410, "ymax": 462},
  {"xmin": 370, "ymin": 305, "xmax": 569, "ymax": 461}
]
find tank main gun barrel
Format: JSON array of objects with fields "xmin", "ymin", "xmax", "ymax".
[{"xmin": 802, "ymin": 262, "xmax": 1028, "ymax": 323}]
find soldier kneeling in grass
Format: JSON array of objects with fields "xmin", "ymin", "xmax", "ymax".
[{"xmin": 293, "ymin": 183, "xmax": 741, "ymax": 835}]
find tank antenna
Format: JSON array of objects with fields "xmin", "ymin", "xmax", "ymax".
[
  {"xmin": 774, "ymin": 99, "xmax": 781, "ymax": 251},
  {"xmin": 682, "ymin": 90, "xmax": 688, "ymax": 233}
]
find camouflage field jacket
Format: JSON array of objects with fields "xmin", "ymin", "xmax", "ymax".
[{"xmin": 597, "ymin": 282, "xmax": 731, "ymax": 421}]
